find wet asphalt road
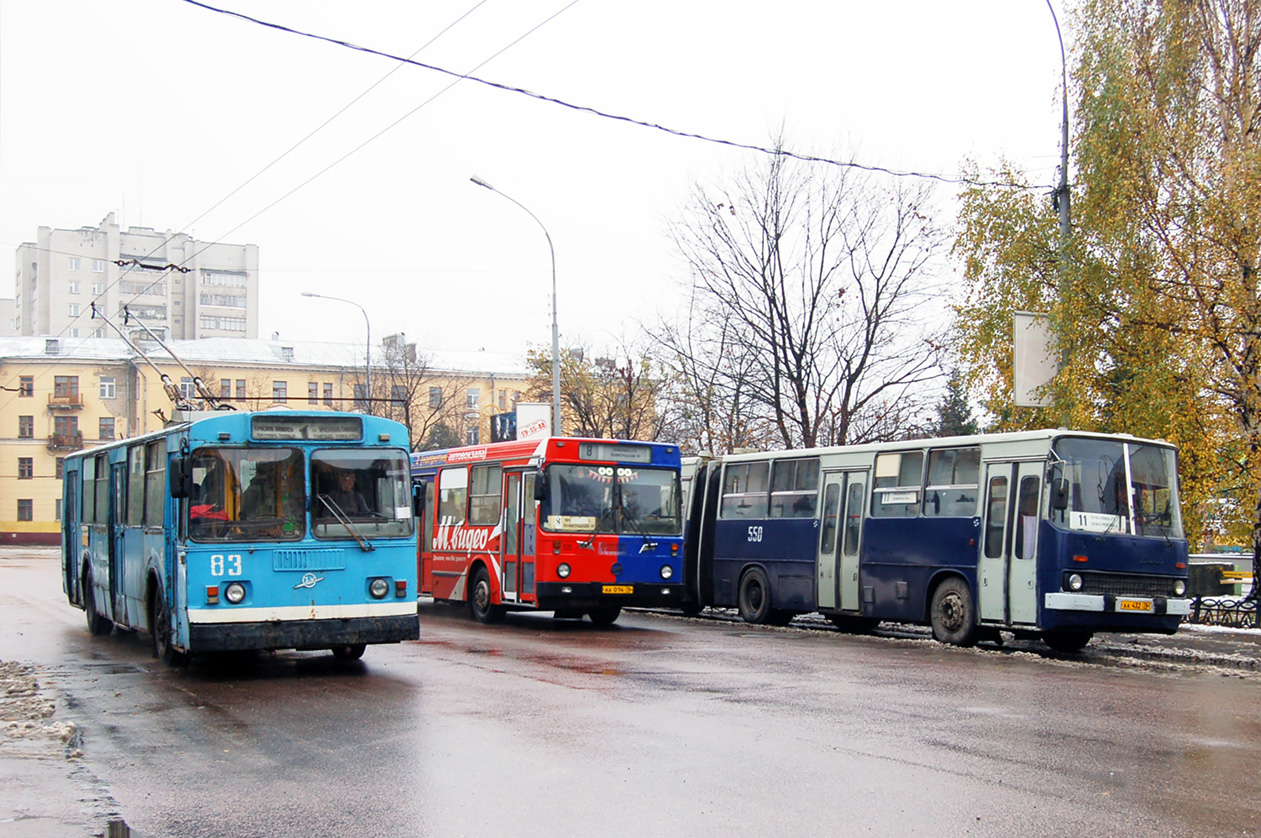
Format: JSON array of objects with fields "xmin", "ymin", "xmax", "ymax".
[{"xmin": 2, "ymin": 548, "xmax": 1260, "ymax": 838}]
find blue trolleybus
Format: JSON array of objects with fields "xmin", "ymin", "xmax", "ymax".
[
  {"xmin": 61, "ymin": 410, "xmax": 419, "ymax": 664},
  {"xmin": 684, "ymin": 430, "xmax": 1191, "ymax": 651},
  {"xmin": 411, "ymin": 437, "xmax": 685, "ymax": 625}
]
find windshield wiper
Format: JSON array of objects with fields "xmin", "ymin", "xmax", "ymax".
[
  {"xmin": 579, "ymin": 507, "xmax": 615, "ymax": 548},
  {"xmin": 318, "ymin": 494, "xmax": 375, "ymax": 552},
  {"xmin": 619, "ymin": 503, "xmax": 659, "ymax": 551}
]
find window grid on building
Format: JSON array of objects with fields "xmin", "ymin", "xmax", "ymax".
[{"xmin": 18, "ymin": 458, "xmax": 33, "ymax": 479}]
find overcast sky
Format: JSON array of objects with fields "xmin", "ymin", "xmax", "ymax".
[{"xmin": 0, "ymin": 0, "xmax": 1070, "ymax": 361}]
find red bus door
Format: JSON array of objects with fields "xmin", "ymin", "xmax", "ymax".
[{"xmin": 502, "ymin": 473, "xmax": 521, "ymax": 603}]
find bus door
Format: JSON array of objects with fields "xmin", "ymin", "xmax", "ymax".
[
  {"xmin": 978, "ymin": 461, "xmax": 1041, "ymax": 625},
  {"xmin": 63, "ymin": 474, "xmax": 78, "ymax": 600},
  {"xmin": 501, "ymin": 472, "xmax": 522, "ymax": 603},
  {"xmin": 816, "ymin": 470, "xmax": 867, "ymax": 612},
  {"xmin": 109, "ymin": 461, "xmax": 127, "ymax": 619}
]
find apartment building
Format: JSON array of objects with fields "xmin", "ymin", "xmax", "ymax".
[
  {"xmin": 0, "ymin": 335, "xmax": 529, "ymax": 544},
  {"xmin": 14, "ymin": 212, "xmax": 259, "ymax": 340}
]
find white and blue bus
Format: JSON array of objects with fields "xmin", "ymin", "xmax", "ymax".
[
  {"xmin": 684, "ymin": 430, "xmax": 1191, "ymax": 651},
  {"xmin": 61, "ymin": 410, "xmax": 419, "ymax": 665}
]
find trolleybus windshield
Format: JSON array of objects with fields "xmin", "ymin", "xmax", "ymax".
[
  {"xmin": 540, "ymin": 464, "xmax": 682, "ymax": 536},
  {"xmin": 311, "ymin": 449, "xmax": 414, "ymax": 539},
  {"xmin": 188, "ymin": 447, "xmax": 305, "ymax": 541},
  {"xmin": 1050, "ymin": 437, "xmax": 1183, "ymax": 539}
]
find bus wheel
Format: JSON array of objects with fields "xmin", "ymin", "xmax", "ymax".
[
  {"xmin": 82, "ymin": 571, "xmax": 113, "ymax": 637},
  {"xmin": 929, "ymin": 578, "xmax": 978, "ymax": 647},
  {"xmin": 587, "ymin": 607, "xmax": 622, "ymax": 627},
  {"xmin": 468, "ymin": 567, "xmax": 505, "ymax": 624},
  {"xmin": 149, "ymin": 589, "xmax": 190, "ymax": 667},
  {"xmin": 737, "ymin": 568, "xmax": 773, "ymax": 624},
  {"xmin": 331, "ymin": 644, "xmax": 366, "ymax": 661},
  {"xmin": 1041, "ymin": 630, "xmax": 1093, "ymax": 653}
]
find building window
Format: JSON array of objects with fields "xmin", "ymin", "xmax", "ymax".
[
  {"xmin": 499, "ymin": 389, "xmax": 507, "ymax": 410},
  {"xmin": 18, "ymin": 415, "xmax": 34, "ymax": 439},
  {"xmin": 54, "ymin": 415, "xmax": 78, "ymax": 441},
  {"xmin": 391, "ymin": 385, "xmax": 407, "ymax": 405},
  {"xmin": 323, "ymin": 383, "xmax": 333, "ymax": 406},
  {"xmin": 466, "ymin": 426, "xmax": 481, "ymax": 446},
  {"xmin": 68, "ymin": 257, "xmax": 80, "ymax": 271},
  {"xmin": 235, "ymin": 380, "xmax": 246, "ymax": 399},
  {"xmin": 68, "ymin": 281, "xmax": 80, "ymax": 294},
  {"xmin": 19, "ymin": 376, "xmax": 33, "ymax": 397},
  {"xmin": 99, "ymin": 417, "xmax": 115, "ymax": 440},
  {"xmin": 429, "ymin": 387, "xmax": 442, "ymax": 408},
  {"xmin": 93, "ymin": 329, "xmax": 104, "ymax": 338},
  {"xmin": 220, "ymin": 379, "xmax": 232, "ymax": 398},
  {"xmin": 68, "ymin": 303, "xmax": 80, "ymax": 317},
  {"xmin": 56, "ymin": 458, "xmax": 65, "ymax": 479},
  {"xmin": 92, "ymin": 259, "xmax": 105, "ymax": 273},
  {"xmin": 354, "ymin": 384, "xmax": 368, "ymax": 410},
  {"xmin": 99, "ymin": 376, "xmax": 116, "ymax": 399},
  {"xmin": 272, "ymin": 381, "xmax": 287, "ymax": 402},
  {"xmin": 53, "ymin": 376, "xmax": 79, "ymax": 398},
  {"xmin": 18, "ymin": 458, "xmax": 33, "ymax": 479},
  {"xmin": 180, "ymin": 377, "xmax": 195, "ymax": 401},
  {"xmin": 308, "ymin": 382, "xmax": 319, "ymax": 405},
  {"xmin": 69, "ymin": 328, "xmax": 80, "ymax": 338},
  {"xmin": 91, "ymin": 281, "xmax": 104, "ymax": 294},
  {"xmin": 467, "ymin": 388, "xmax": 480, "ymax": 409},
  {"xmin": 17, "ymin": 499, "xmax": 33, "ymax": 522},
  {"xmin": 55, "ymin": 498, "xmax": 63, "ymax": 522}
]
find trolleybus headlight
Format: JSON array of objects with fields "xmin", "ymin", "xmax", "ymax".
[
  {"xmin": 660, "ymin": 564, "xmax": 674, "ymax": 580},
  {"xmin": 1066, "ymin": 573, "xmax": 1084, "ymax": 592},
  {"xmin": 369, "ymin": 578, "xmax": 390, "ymax": 599},
  {"xmin": 557, "ymin": 563, "xmax": 572, "ymax": 579},
  {"xmin": 1173, "ymin": 579, "xmax": 1186, "ymax": 597},
  {"xmin": 224, "ymin": 582, "xmax": 246, "ymax": 605}
]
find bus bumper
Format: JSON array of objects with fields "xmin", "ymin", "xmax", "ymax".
[
  {"xmin": 1044, "ymin": 592, "xmax": 1192, "ymax": 617},
  {"xmin": 536, "ymin": 582, "xmax": 684, "ymax": 611},
  {"xmin": 188, "ymin": 613, "xmax": 419, "ymax": 652}
]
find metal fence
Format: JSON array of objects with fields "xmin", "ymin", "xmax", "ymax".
[{"xmin": 1187, "ymin": 596, "xmax": 1258, "ymax": 628}]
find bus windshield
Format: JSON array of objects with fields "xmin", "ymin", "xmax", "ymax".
[
  {"xmin": 540, "ymin": 464, "xmax": 682, "ymax": 536},
  {"xmin": 1050, "ymin": 437, "xmax": 1183, "ymax": 539},
  {"xmin": 311, "ymin": 449, "xmax": 414, "ymax": 539},
  {"xmin": 188, "ymin": 447, "xmax": 305, "ymax": 542}
]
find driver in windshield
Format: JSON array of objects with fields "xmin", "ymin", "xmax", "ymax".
[{"xmin": 322, "ymin": 471, "xmax": 372, "ymax": 517}]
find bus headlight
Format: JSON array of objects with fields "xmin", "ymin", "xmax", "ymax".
[
  {"xmin": 660, "ymin": 564, "xmax": 674, "ymax": 580},
  {"xmin": 1173, "ymin": 579, "xmax": 1186, "ymax": 597},
  {"xmin": 557, "ymin": 563, "xmax": 572, "ymax": 579},
  {"xmin": 369, "ymin": 578, "xmax": 390, "ymax": 599},
  {"xmin": 1066, "ymin": 573, "xmax": 1084, "ymax": 592},
  {"xmin": 224, "ymin": 582, "xmax": 246, "ymax": 605}
]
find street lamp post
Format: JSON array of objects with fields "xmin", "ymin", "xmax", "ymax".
[
  {"xmin": 302, "ymin": 291, "xmax": 372, "ymax": 415},
  {"xmin": 470, "ymin": 175, "xmax": 562, "ymax": 436}
]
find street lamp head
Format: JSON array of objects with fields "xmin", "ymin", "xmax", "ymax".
[
  {"xmin": 301, "ymin": 291, "xmax": 318, "ymax": 298},
  {"xmin": 469, "ymin": 175, "xmax": 495, "ymax": 191}
]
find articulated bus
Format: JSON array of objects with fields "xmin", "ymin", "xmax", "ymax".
[
  {"xmin": 684, "ymin": 430, "xmax": 1191, "ymax": 651},
  {"xmin": 411, "ymin": 437, "xmax": 685, "ymax": 625},
  {"xmin": 62, "ymin": 410, "xmax": 419, "ymax": 665}
]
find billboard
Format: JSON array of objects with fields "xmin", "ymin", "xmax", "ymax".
[
  {"xmin": 514, "ymin": 403, "xmax": 551, "ymax": 439},
  {"xmin": 1013, "ymin": 311, "xmax": 1057, "ymax": 408}
]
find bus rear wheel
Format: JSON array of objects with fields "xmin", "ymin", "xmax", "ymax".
[
  {"xmin": 468, "ymin": 566, "xmax": 505, "ymax": 624},
  {"xmin": 737, "ymin": 567, "xmax": 773, "ymax": 624},
  {"xmin": 587, "ymin": 607, "xmax": 622, "ymax": 626},
  {"xmin": 82, "ymin": 571, "xmax": 113, "ymax": 637},
  {"xmin": 1041, "ymin": 630, "xmax": 1093, "ymax": 653},
  {"xmin": 929, "ymin": 577, "xmax": 979, "ymax": 647},
  {"xmin": 331, "ymin": 644, "xmax": 366, "ymax": 661},
  {"xmin": 149, "ymin": 588, "xmax": 190, "ymax": 667}
]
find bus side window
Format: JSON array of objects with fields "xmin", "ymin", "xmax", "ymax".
[
  {"xmin": 984, "ymin": 476, "xmax": 1008, "ymax": 558},
  {"xmin": 1014, "ymin": 476, "xmax": 1040, "ymax": 559},
  {"xmin": 438, "ymin": 466, "xmax": 468, "ymax": 526}
]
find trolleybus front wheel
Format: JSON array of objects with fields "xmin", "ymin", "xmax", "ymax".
[
  {"xmin": 1041, "ymin": 630, "xmax": 1093, "ymax": 653},
  {"xmin": 82, "ymin": 570, "xmax": 114, "ymax": 637},
  {"xmin": 468, "ymin": 566, "xmax": 505, "ymax": 624},
  {"xmin": 929, "ymin": 577, "xmax": 979, "ymax": 647},
  {"xmin": 587, "ymin": 607, "xmax": 622, "ymax": 626},
  {"xmin": 149, "ymin": 588, "xmax": 190, "ymax": 667},
  {"xmin": 737, "ymin": 567, "xmax": 774, "ymax": 624}
]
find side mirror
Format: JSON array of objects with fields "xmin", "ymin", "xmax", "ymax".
[
  {"xmin": 170, "ymin": 456, "xmax": 192, "ymax": 499},
  {"xmin": 534, "ymin": 475, "xmax": 548, "ymax": 502},
  {"xmin": 1051, "ymin": 478, "xmax": 1070, "ymax": 511},
  {"xmin": 412, "ymin": 483, "xmax": 425, "ymax": 516}
]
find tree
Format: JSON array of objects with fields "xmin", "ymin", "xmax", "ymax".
[
  {"xmin": 951, "ymin": 1, "xmax": 1257, "ymax": 581},
  {"xmin": 653, "ymin": 140, "xmax": 948, "ymax": 452},
  {"xmin": 376, "ymin": 335, "xmax": 475, "ymax": 451},
  {"xmin": 931, "ymin": 370, "xmax": 979, "ymax": 438}
]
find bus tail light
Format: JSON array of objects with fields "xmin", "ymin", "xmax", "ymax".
[
  {"xmin": 1072, "ymin": 554, "xmax": 1089, "ymax": 563},
  {"xmin": 224, "ymin": 582, "xmax": 246, "ymax": 604},
  {"xmin": 206, "ymin": 585, "xmax": 219, "ymax": 605}
]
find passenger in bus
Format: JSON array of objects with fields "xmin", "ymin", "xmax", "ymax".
[{"xmin": 321, "ymin": 471, "xmax": 372, "ymax": 518}]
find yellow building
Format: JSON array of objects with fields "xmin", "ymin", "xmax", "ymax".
[{"xmin": 0, "ymin": 334, "xmax": 529, "ymax": 544}]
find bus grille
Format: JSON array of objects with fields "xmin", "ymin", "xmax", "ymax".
[
  {"xmin": 273, "ymin": 550, "xmax": 347, "ymax": 572},
  {"xmin": 1078, "ymin": 572, "xmax": 1179, "ymax": 597}
]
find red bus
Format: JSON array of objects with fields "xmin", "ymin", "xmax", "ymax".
[{"xmin": 410, "ymin": 437, "xmax": 685, "ymax": 625}]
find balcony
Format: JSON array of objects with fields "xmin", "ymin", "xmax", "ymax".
[
  {"xmin": 47, "ymin": 432, "xmax": 84, "ymax": 451},
  {"xmin": 47, "ymin": 393, "xmax": 84, "ymax": 410}
]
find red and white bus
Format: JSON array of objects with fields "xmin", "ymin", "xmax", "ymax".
[{"xmin": 411, "ymin": 437, "xmax": 685, "ymax": 625}]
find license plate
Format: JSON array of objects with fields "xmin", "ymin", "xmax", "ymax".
[
  {"xmin": 602, "ymin": 585, "xmax": 634, "ymax": 595},
  {"xmin": 1119, "ymin": 599, "xmax": 1152, "ymax": 612}
]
